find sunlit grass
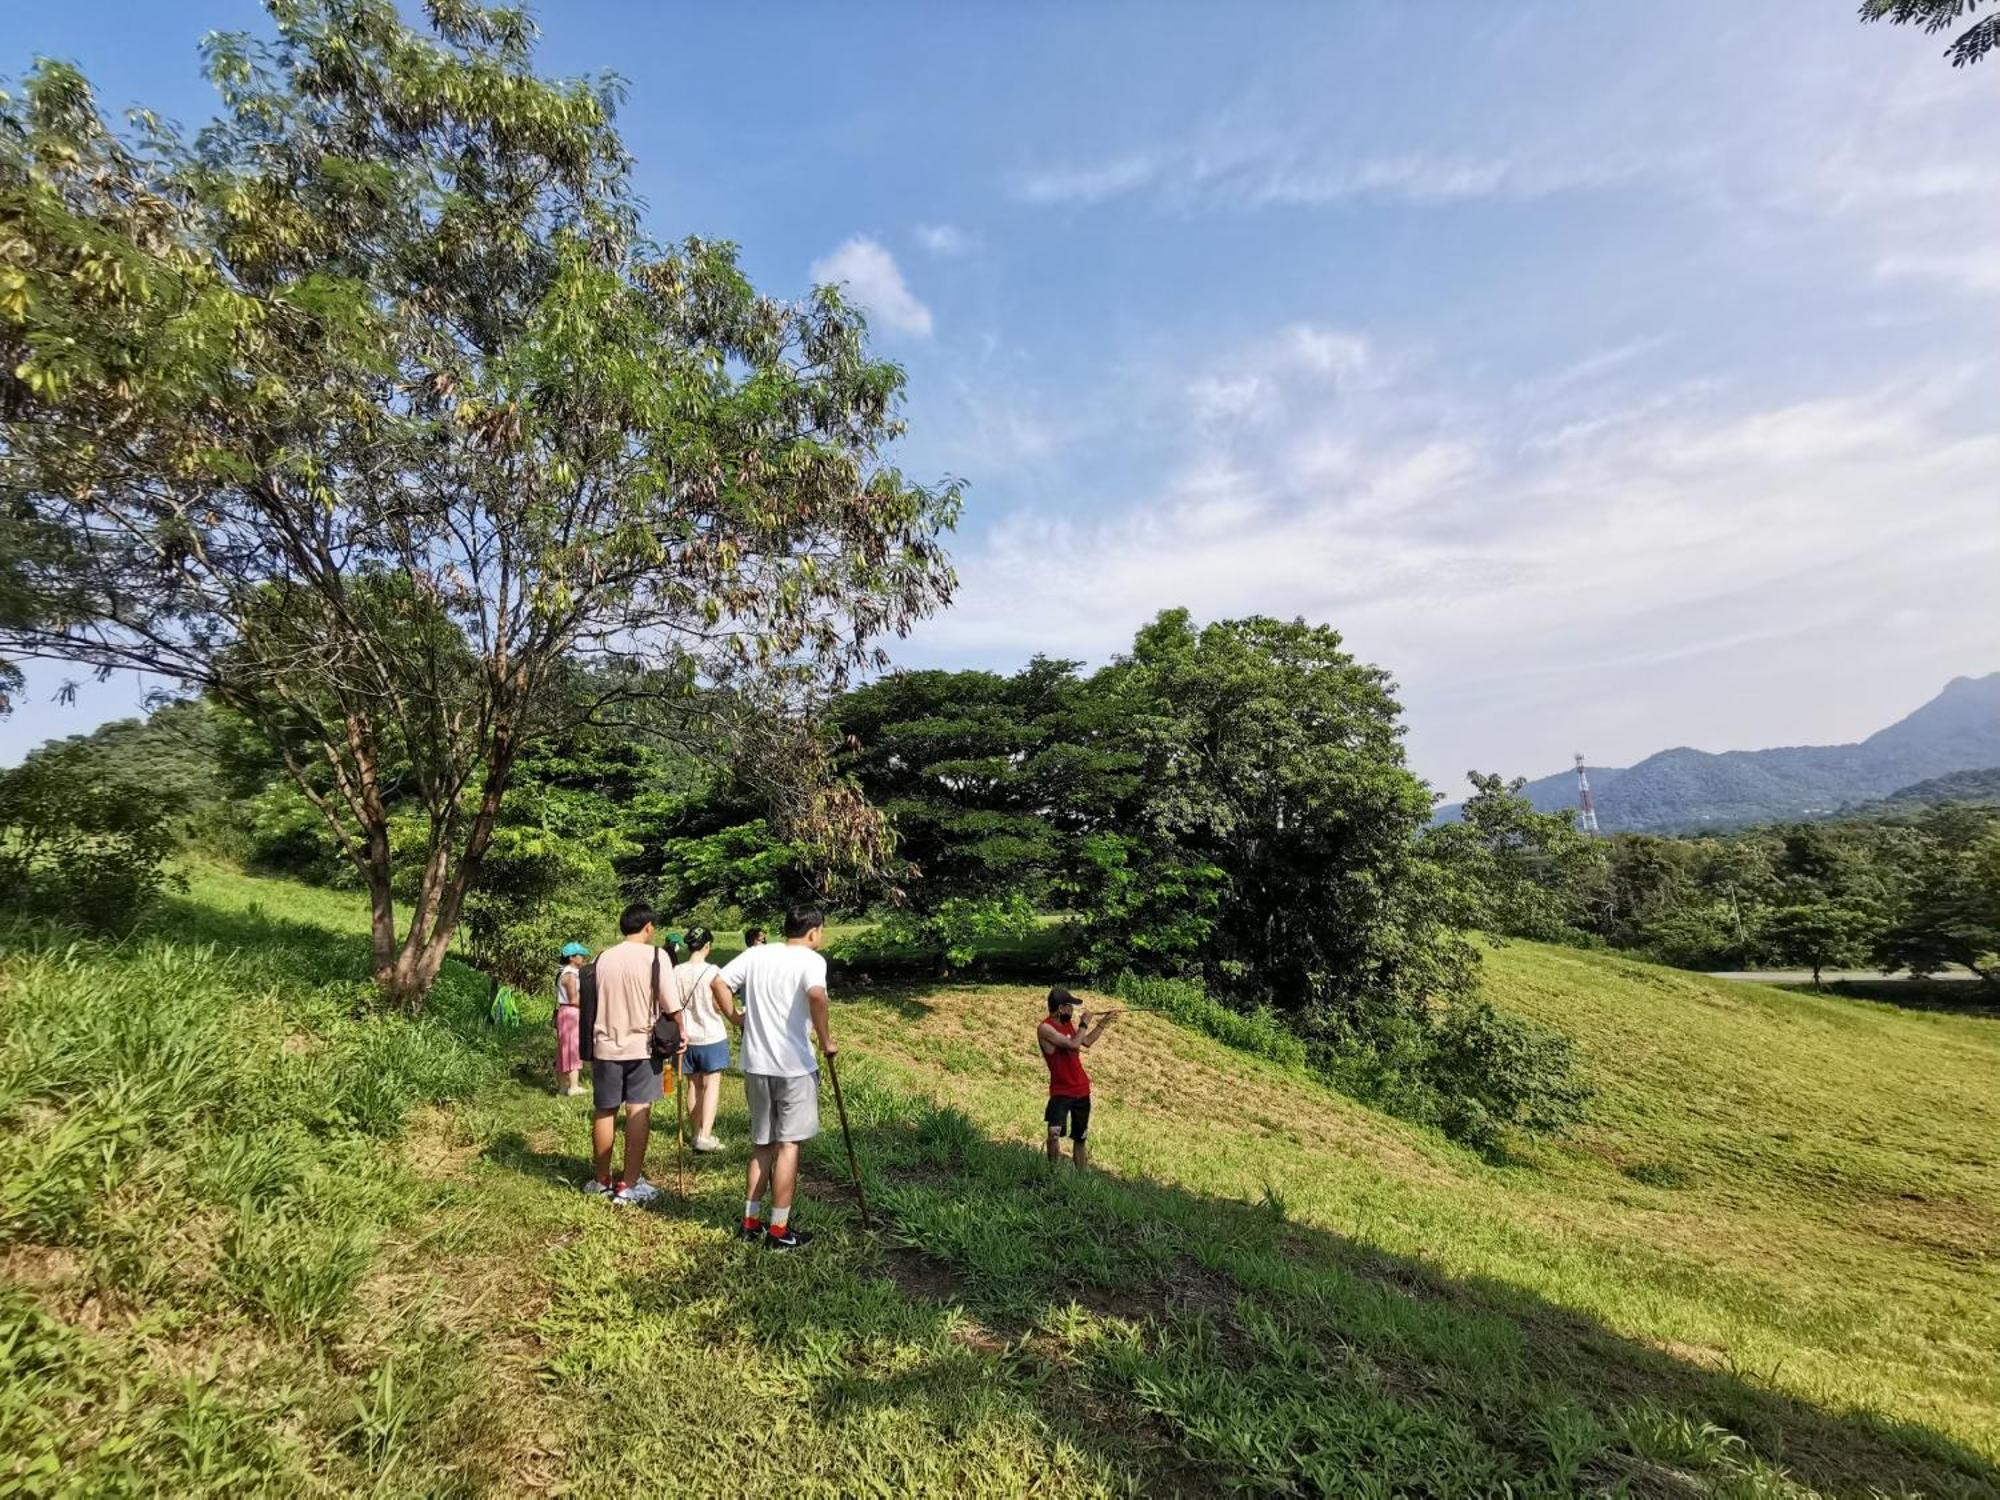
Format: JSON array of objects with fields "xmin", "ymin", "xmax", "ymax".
[{"xmin": 4, "ymin": 865, "xmax": 1995, "ymax": 1496}]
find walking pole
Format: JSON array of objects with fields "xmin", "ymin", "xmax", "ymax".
[
  {"xmin": 823, "ymin": 1049, "xmax": 871, "ymax": 1231},
  {"xmin": 674, "ymin": 1064, "xmax": 688, "ymax": 1200}
]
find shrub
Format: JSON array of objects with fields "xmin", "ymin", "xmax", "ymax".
[
  {"xmin": 1120, "ymin": 972, "xmax": 1591, "ymax": 1153},
  {"xmin": 1417, "ymin": 1000, "xmax": 1594, "ymax": 1151},
  {"xmin": 0, "ymin": 743, "xmax": 181, "ymax": 931}
]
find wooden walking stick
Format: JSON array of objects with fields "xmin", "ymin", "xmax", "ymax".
[
  {"xmin": 823, "ymin": 1048, "xmax": 870, "ymax": 1231},
  {"xmin": 674, "ymin": 1063, "xmax": 688, "ymax": 1200}
]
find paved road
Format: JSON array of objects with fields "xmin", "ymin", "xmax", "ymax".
[{"xmin": 1706, "ymin": 969, "xmax": 1976, "ymax": 984}]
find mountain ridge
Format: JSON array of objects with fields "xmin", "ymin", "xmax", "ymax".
[{"xmin": 1439, "ymin": 672, "xmax": 2000, "ymax": 831}]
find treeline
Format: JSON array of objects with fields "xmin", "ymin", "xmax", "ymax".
[
  {"xmin": 2, "ymin": 610, "xmax": 1594, "ymax": 1149},
  {"xmin": 1430, "ymin": 773, "xmax": 2000, "ymax": 988}
]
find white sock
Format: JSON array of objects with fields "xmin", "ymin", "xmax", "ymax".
[
  {"xmin": 744, "ymin": 1198, "xmax": 762, "ymax": 1223},
  {"xmin": 770, "ymin": 1205, "xmax": 791, "ymax": 1232}
]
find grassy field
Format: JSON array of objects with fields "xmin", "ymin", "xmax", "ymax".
[{"xmin": 2, "ymin": 866, "xmax": 1996, "ymax": 1496}]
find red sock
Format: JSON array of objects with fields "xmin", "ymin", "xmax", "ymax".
[{"xmin": 742, "ymin": 1215, "xmax": 762, "ymax": 1232}]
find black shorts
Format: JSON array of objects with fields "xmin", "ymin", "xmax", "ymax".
[{"xmin": 1044, "ymin": 1094, "xmax": 1091, "ymax": 1141}]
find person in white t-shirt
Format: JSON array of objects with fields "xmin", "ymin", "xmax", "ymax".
[
  {"xmin": 718, "ymin": 905, "xmax": 839, "ymax": 1252},
  {"xmin": 672, "ymin": 926, "xmax": 739, "ymax": 1153}
]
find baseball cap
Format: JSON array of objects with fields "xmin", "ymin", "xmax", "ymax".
[{"xmin": 1047, "ymin": 986, "xmax": 1078, "ymax": 1012}]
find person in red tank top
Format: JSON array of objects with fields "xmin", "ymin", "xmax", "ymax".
[{"xmin": 1038, "ymin": 986, "xmax": 1117, "ymax": 1169}]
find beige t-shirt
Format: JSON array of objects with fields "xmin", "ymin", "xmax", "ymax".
[{"xmin": 591, "ymin": 940, "xmax": 673, "ymax": 1062}]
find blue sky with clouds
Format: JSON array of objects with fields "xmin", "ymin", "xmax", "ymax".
[{"xmin": 6, "ymin": 2, "xmax": 1997, "ymax": 790}]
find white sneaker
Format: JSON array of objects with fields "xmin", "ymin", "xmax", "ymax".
[
  {"xmin": 564, "ymin": 1085, "xmax": 587, "ymax": 1097},
  {"xmin": 692, "ymin": 1135, "xmax": 723, "ymax": 1154},
  {"xmin": 614, "ymin": 1177, "xmax": 661, "ymax": 1206},
  {"xmin": 582, "ymin": 1178, "xmax": 615, "ymax": 1198}
]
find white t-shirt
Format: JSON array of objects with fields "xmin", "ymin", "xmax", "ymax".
[
  {"xmin": 719, "ymin": 942, "xmax": 827, "ymax": 1078},
  {"xmin": 672, "ymin": 959, "xmax": 727, "ymax": 1048}
]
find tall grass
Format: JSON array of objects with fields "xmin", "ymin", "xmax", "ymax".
[{"xmin": 0, "ymin": 909, "xmax": 515, "ymax": 1496}]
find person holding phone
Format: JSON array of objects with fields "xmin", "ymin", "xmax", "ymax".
[{"xmin": 1038, "ymin": 987, "xmax": 1115, "ymax": 1170}]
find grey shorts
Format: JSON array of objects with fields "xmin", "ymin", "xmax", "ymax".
[
  {"xmin": 744, "ymin": 1071, "xmax": 820, "ymax": 1145},
  {"xmin": 592, "ymin": 1056, "xmax": 664, "ymax": 1111}
]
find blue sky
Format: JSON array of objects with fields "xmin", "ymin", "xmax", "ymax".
[{"xmin": 6, "ymin": 2, "xmax": 1997, "ymax": 791}]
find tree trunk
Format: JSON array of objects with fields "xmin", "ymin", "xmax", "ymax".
[{"xmin": 376, "ymin": 743, "xmax": 518, "ymax": 1009}]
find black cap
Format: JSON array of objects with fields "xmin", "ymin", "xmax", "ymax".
[{"xmin": 1047, "ymin": 986, "xmax": 1077, "ymax": 1013}]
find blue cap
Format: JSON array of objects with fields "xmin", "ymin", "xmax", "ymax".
[{"xmin": 560, "ymin": 942, "xmax": 592, "ymax": 959}]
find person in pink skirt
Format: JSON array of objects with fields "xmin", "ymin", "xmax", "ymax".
[{"xmin": 554, "ymin": 941, "xmax": 590, "ymax": 1096}]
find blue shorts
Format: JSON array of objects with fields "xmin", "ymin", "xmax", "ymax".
[{"xmin": 681, "ymin": 1040, "xmax": 731, "ymax": 1076}]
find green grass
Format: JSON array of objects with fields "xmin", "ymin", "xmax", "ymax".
[{"xmin": 3, "ymin": 867, "xmax": 1997, "ymax": 1496}]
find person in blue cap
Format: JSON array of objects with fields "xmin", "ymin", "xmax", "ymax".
[{"xmin": 554, "ymin": 941, "xmax": 591, "ymax": 1095}]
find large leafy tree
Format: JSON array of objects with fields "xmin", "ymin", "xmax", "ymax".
[
  {"xmin": 1762, "ymin": 902, "xmax": 1882, "ymax": 990},
  {"xmin": 1085, "ymin": 610, "xmax": 1473, "ymax": 1029},
  {"xmin": 0, "ymin": 2, "xmax": 955, "ymax": 1004},
  {"xmin": 1877, "ymin": 813, "xmax": 2000, "ymax": 985}
]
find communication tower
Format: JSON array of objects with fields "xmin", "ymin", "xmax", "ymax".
[{"xmin": 1574, "ymin": 753, "xmax": 1599, "ymax": 835}]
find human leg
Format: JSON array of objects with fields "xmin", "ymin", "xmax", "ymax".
[
  {"xmin": 591, "ymin": 1108, "xmax": 617, "ymax": 1184},
  {"xmin": 695, "ymin": 1072, "xmax": 720, "ymax": 1141},
  {"xmin": 769, "ymin": 1141, "xmax": 801, "ymax": 1221},
  {"xmin": 622, "ymin": 1103, "xmax": 652, "ymax": 1184}
]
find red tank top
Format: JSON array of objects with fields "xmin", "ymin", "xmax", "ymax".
[{"xmin": 1041, "ymin": 1018, "xmax": 1090, "ymax": 1097}]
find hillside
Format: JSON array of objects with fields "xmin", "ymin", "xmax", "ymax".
[
  {"xmin": 1867, "ymin": 765, "xmax": 2000, "ymax": 812},
  {"xmin": 4, "ymin": 867, "xmax": 1997, "ymax": 1497},
  {"xmin": 1446, "ymin": 672, "xmax": 2000, "ymax": 831}
]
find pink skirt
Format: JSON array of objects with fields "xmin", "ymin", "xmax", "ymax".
[{"xmin": 554, "ymin": 1005, "xmax": 581, "ymax": 1072}]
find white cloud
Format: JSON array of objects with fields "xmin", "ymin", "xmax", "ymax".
[
  {"xmin": 1009, "ymin": 154, "xmax": 1159, "ymax": 206},
  {"xmin": 907, "ymin": 322, "xmax": 2000, "ymax": 789},
  {"xmin": 914, "ymin": 223, "xmax": 973, "ymax": 256},
  {"xmin": 1008, "ymin": 134, "xmax": 1643, "ymax": 211},
  {"xmin": 809, "ymin": 237, "xmax": 934, "ymax": 337}
]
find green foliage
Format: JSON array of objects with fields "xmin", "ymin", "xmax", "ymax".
[
  {"xmin": 1423, "ymin": 772, "xmax": 1608, "ymax": 943},
  {"xmin": 1877, "ymin": 817, "xmax": 2000, "ymax": 984},
  {"xmin": 1090, "ymin": 611, "xmax": 1473, "ymax": 1026},
  {"xmin": 863, "ymin": 892, "xmax": 1042, "ymax": 972},
  {"xmin": 1415, "ymin": 1000, "xmax": 1594, "ymax": 1150},
  {"xmin": 0, "ymin": 739, "xmax": 182, "ymax": 930},
  {"xmin": 1112, "ymin": 972, "xmax": 1309, "ymax": 1070},
  {"xmin": 0, "ymin": 3, "xmax": 956, "ymax": 1005},
  {"xmin": 1057, "ymin": 830, "xmax": 1224, "ymax": 976},
  {"xmin": 1760, "ymin": 902, "xmax": 1882, "ymax": 987},
  {"xmin": 1860, "ymin": 0, "xmax": 2000, "ymax": 65}
]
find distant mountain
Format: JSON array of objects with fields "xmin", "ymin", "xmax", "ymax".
[{"xmin": 1438, "ymin": 673, "xmax": 2000, "ymax": 832}]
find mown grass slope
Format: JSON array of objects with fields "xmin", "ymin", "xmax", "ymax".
[{"xmin": 3, "ymin": 867, "xmax": 1995, "ymax": 1497}]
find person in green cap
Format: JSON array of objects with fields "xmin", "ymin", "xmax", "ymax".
[{"xmin": 554, "ymin": 941, "xmax": 590, "ymax": 1096}]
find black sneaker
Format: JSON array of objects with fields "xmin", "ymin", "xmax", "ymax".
[
  {"xmin": 764, "ymin": 1226, "xmax": 813, "ymax": 1253},
  {"xmin": 735, "ymin": 1221, "xmax": 764, "ymax": 1243}
]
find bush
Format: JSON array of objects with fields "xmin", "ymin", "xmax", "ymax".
[
  {"xmin": 1417, "ymin": 1001, "xmax": 1594, "ymax": 1151},
  {"xmin": 1119, "ymin": 972, "xmax": 1591, "ymax": 1153},
  {"xmin": 0, "ymin": 743, "xmax": 181, "ymax": 931}
]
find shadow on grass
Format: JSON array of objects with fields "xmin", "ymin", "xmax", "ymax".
[{"xmin": 478, "ymin": 1061, "xmax": 1999, "ymax": 1497}]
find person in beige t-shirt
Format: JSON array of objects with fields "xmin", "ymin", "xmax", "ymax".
[{"xmin": 585, "ymin": 902, "xmax": 684, "ymax": 1206}]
